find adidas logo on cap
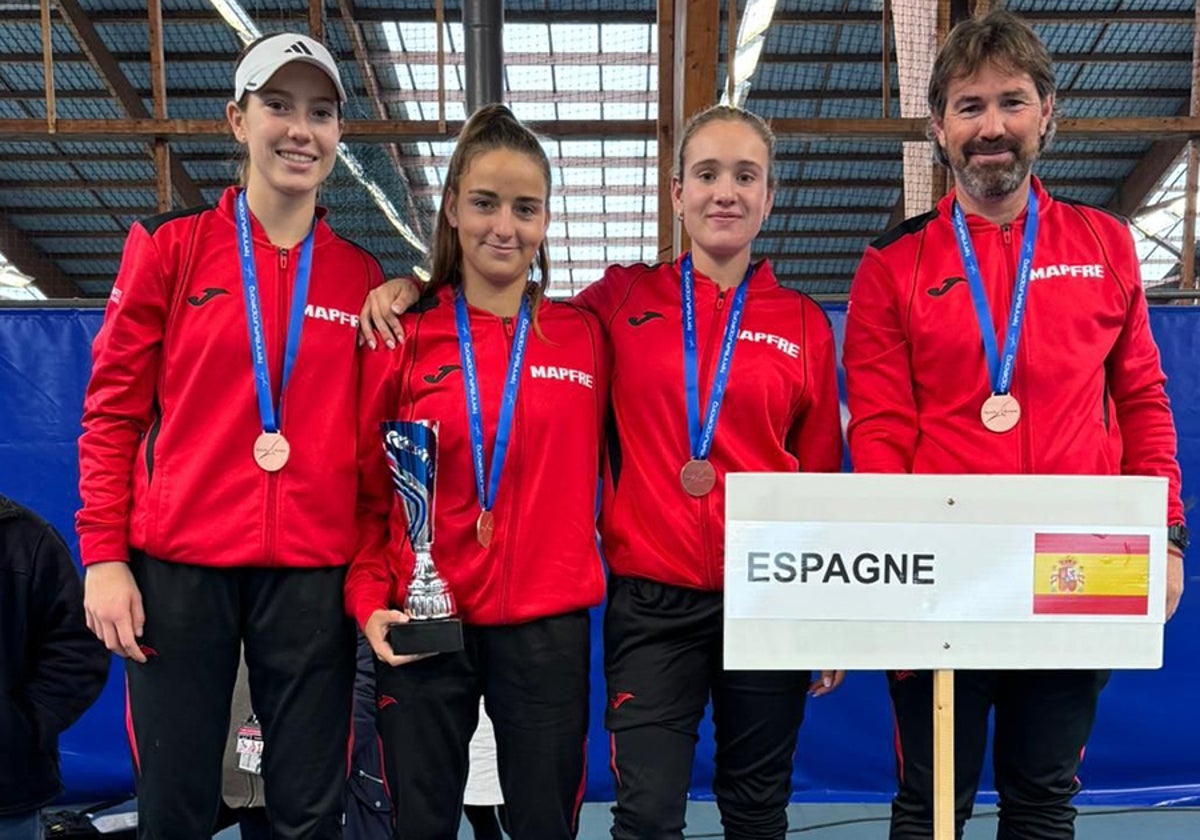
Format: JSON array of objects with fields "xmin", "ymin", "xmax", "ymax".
[
  {"xmin": 233, "ymin": 33, "xmax": 347, "ymax": 103},
  {"xmin": 283, "ymin": 40, "xmax": 314, "ymax": 57}
]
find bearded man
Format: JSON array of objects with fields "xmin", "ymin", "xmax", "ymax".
[{"xmin": 843, "ymin": 9, "xmax": 1186, "ymax": 839}]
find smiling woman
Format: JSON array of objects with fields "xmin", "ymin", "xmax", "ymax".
[
  {"xmin": 76, "ymin": 31, "xmax": 381, "ymax": 840},
  {"xmin": 355, "ymin": 103, "xmax": 847, "ymax": 838},
  {"xmin": 347, "ymin": 103, "xmax": 608, "ymax": 838},
  {"xmin": 444, "ymin": 146, "xmax": 551, "ymax": 313}
]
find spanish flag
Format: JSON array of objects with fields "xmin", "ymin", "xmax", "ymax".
[{"xmin": 1033, "ymin": 533, "xmax": 1149, "ymax": 616}]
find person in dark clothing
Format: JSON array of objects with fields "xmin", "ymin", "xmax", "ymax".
[{"xmin": 1, "ymin": 494, "xmax": 110, "ymax": 839}]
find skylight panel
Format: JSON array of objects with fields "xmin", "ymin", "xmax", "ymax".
[
  {"xmin": 550, "ymin": 24, "xmax": 600, "ymax": 52},
  {"xmin": 604, "ymin": 168, "xmax": 649, "ymax": 186},
  {"xmin": 568, "ymin": 222, "xmax": 605, "ymax": 238},
  {"xmin": 562, "ymin": 167, "xmax": 604, "ymax": 186},
  {"xmin": 602, "ymin": 64, "xmax": 650, "ymax": 90},
  {"xmin": 510, "ymin": 102, "xmax": 558, "ymax": 121},
  {"xmin": 560, "ymin": 140, "xmax": 604, "ymax": 158},
  {"xmin": 556, "ymin": 102, "xmax": 603, "ymax": 120},
  {"xmin": 556, "ymin": 65, "xmax": 601, "ymax": 91},
  {"xmin": 569, "ymin": 246, "xmax": 606, "ymax": 262},
  {"xmin": 605, "ymin": 196, "xmax": 649, "ymax": 214},
  {"xmin": 601, "ymin": 24, "xmax": 653, "ymax": 53},
  {"xmin": 564, "ymin": 195, "xmax": 604, "ymax": 214},
  {"xmin": 603, "ymin": 103, "xmax": 652, "ymax": 120},
  {"xmin": 507, "ymin": 65, "xmax": 554, "ymax": 91},
  {"xmin": 606, "ymin": 223, "xmax": 646, "ymax": 239},
  {"xmin": 503, "ymin": 23, "xmax": 551, "ymax": 53}
]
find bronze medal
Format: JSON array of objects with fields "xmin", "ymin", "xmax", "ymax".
[
  {"xmin": 680, "ymin": 459, "xmax": 717, "ymax": 497},
  {"xmin": 980, "ymin": 393, "xmax": 1021, "ymax": 433},
  {"xmin": 476, "ymin": 510, "xmax": 495, "ymax": 548},
  {"xmin": 253, "ymin": 431, "xmax": 290, "ymax": 472}
]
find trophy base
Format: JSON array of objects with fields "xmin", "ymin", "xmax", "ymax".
[{"xmin": 388, "ymin": 617, "xmax": 464, "ymax": 655}]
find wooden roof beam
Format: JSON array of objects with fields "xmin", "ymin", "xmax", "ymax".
[
  {"xmin": 9, "ymin": 7, "xmax": 1191, "ymax": 26},
  {"xmin": 55, "ymin": 0, "xmax": 204, "ymax": 207},
  {"xmin": 4, "ymin": 117, "xmax": 1200, "ymax": 143},
  {"xmin": 1, "ymin": 85, "xmax": 1189, "ymax": 105},
  {"xmin": 5, "ymin": 48, "xmax": 1189, "ymax": 66},
  {"xmin": 1105, "ymin": 101, "xmax": 1191, "ymax": 218}
]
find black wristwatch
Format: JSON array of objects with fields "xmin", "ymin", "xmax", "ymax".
[{"xmin": 1168, "ymin": 524, "xmax": 1189, "ymax": 553}]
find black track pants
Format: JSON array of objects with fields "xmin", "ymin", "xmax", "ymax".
[
  {"xmin": 889, "ymin": 668, "xmax": 1110, "ymax": 840},
  {"xmin": 604, "ymin": 576, "xmax": 810, "ymax": 840},
  {"xmin": 126, "ymin": 553, "xmax": 356, "ymax": 840}
]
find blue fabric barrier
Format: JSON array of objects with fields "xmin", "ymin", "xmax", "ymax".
[{"xmin": 1, "ymin": 305, "xmax": 1196, "ymax": 806}]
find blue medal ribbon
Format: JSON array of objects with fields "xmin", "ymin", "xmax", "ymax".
[
  {"xmin": 234, "ymin": 191, "xmax": 315, "ymax": 434},
  {"xmin": 454, "ymin": 290, "xmax": 533, "ymax": 515},
  {"xmin": 681, "ymin": 253, "xmax": 753, "ymax": 460},
  {"xmin": 951, "ymin": 187, "xmax": 1039, "ymax": 396}
]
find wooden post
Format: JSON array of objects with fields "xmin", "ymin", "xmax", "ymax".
[
  {"xmin": 931, "ymin": 0, "xmax": 952, "ymax": 204},
  {"xmin": 148, "ymin": 0, "xmax": 171, "ymax": 212},
  {"xmin": 933, "ymin": 669, "xmax": 955, "ymax": 840},
  {"xmin": 672, "ymin": 0, "xmax": 720, "ymax": 257},
  {"xmin": 40, "ymin": 0, "xmax": 55, "ymax": 134},
  {"xmin": 726, "ymin": 0, "xmax": 738, "ymax": 103},
  {"xmin": 1179, "ymin": 0, "xmax": 1200, "ymax": 295},
  {"xmin": 308, "ymin": 0, "xmax": 324, "ymax": 41},
  {"xmin": 656, "ymin": 0, "xmax": 678, "ymax": 262},
  {"xmin": 881, "ymin": 0, "xmax": 891, "ymax": 119},
  {"xmin": 436, "ymin": 0, "xmax": 446, "ymax": 132}
]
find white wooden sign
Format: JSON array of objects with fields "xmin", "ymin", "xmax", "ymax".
[{"xmin": 723, "ymin": 474, "xmax": 1168, "ymax": 670}]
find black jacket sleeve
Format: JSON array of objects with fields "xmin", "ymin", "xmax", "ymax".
[{"xmin": 24, "ymin": 524, "xmax": 110, "ymax": 751}]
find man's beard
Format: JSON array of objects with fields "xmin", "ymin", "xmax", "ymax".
[{"xmin": 950, "ymin": 140, "xmax": 1036, "ymax": 201}]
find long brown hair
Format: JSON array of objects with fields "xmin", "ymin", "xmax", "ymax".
[{"xmin": 424, "ymin": 104, "xmax": 553, "ymax": 319}]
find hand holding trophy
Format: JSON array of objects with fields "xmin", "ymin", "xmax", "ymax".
[{"xmin": 382, "ymin": 419, "xmax": 464, "ymax": 655}]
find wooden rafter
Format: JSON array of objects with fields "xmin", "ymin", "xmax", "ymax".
[
  {"xmin": 7, "ymin": 7, "xmax": 1194, "ymax": 26},
  {"xmin": 0, "ymin": 85, "xmax": 1187, "ymax": 105},
  {"xmin": 656, "ymin": 0, "xmax": 677, "ymax": 261},
  {"xmin": 1107, "ymin": 136, "xmax": 1188, "ymax": 218},
  {"xmin": 15, "ymin": 48, "xmax": 1186, "ymax": 66},
  {"xmin": 54, "ymin": 0, "xmax": 204, "ymax": 207},
  {"xmin": 0, "ymin": 148, "xmax": 1147, "ymax": 165},
  {"xmin": 0, "ymin": 175, "xmax": 1125, "ymax": 194},
  {"xmin": 5, "ymin": 116, "xmax": 1200, "ymax": 143}
]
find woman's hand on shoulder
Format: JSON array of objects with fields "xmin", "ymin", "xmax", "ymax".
[{"xmin": 359, "ymin": 278, "xmax": 423, "ymax": 350}]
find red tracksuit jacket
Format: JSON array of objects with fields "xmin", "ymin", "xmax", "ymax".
[
  {"xmin": 574, "ymin": 255, "xmax": 844, "ymax": 591},
  {"xmin": 844, "ymin": 177, "xmax": 1183, "ymax": 524},
  {"xmin": 77, "ymin": 186, "xmax": 383, "ymax": 568},
  {"xmin": 346, "ymin": 286, "xmax": 609, "ymax": 628}
]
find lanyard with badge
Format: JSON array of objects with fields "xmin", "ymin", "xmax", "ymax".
[
  {"xmin": 951, "ymin": 187, "xmax": 1039, "ymax": 434},
  {"xmin": 454, "ymin": 290, "xmax": 533, "ymax": 547},
  {"xmin": 235, "ymin": 191, "xmax": 315, "ymax": 471},
  {"xmin": 679, "ymin": 253, "xmax": 753, "ymax": 497},
  {"xmin": 235, "ymin": 714, "xmax": 264, "ymax": 775}
]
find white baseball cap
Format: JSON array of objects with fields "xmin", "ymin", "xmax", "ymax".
[{"xmin": 234, "ymin": 33, "xmax": 347, "ymax": 104}]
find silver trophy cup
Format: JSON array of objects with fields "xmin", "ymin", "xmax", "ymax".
[{"xmin": 382, "ymin": 420, "xmax": 464, "ymax": 655}]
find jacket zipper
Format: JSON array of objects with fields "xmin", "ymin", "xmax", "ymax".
[
  {"xmin": 498, "ymin": 315, "xmax": 516, "ymax": 622},
  {"xmin": 700, "ymin": 289, "xmax": 727, "ymax": 590},
  {"xmin": 1001, "ymin": 224, "xmax": 1034, "ymax": 473},
  {"xmin": 264, "ymin": 246, "xmax": 289, "ymax": 565}
]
